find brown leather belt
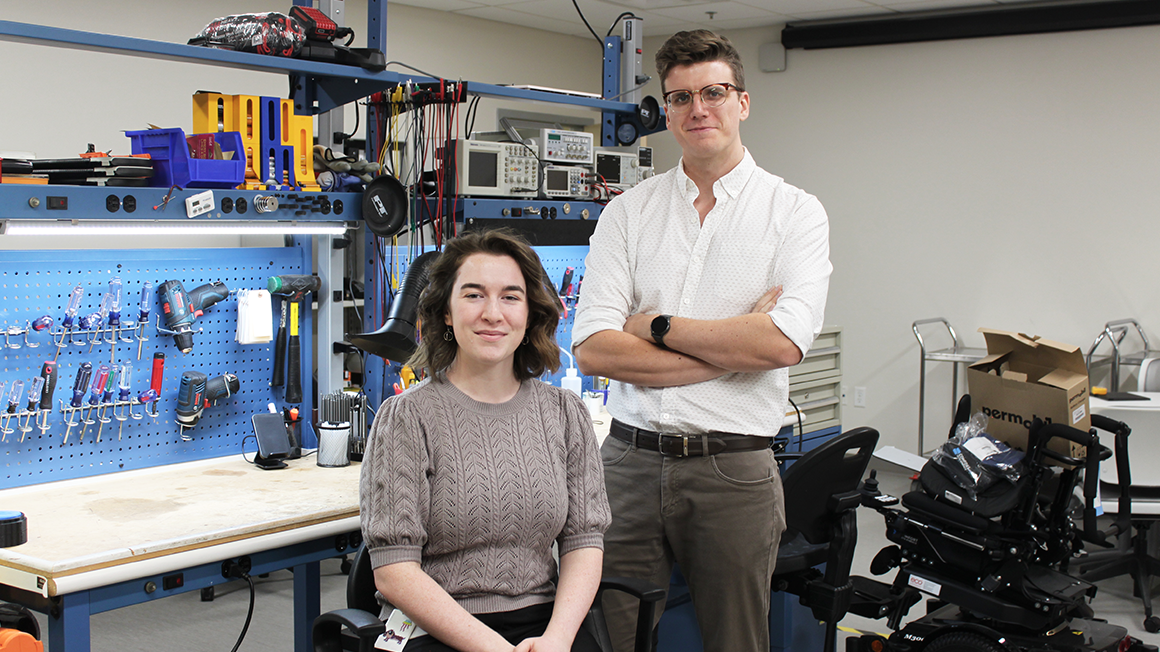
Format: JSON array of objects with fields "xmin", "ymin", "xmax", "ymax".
[{"xmin": 609, "ymin": 419, "xmax": 773, "ymax": 458}]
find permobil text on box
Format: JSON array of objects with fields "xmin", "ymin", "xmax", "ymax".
[{"xmin": 967, "ymin": 328, "xmax": 1090, "ymax": 463}]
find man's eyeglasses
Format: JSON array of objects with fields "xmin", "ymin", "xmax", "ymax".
[{"xmin": 662, "ymin": 83, "xmax": 741, "ymax": 112}]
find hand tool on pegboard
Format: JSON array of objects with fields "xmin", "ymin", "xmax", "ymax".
[
  {"xmin": 176, "ymin": 370, "xmax": 240, "ymax": 439},
  {"xmin": 95, "ymin": 366, "xmax": 117, "ymax": 443},
  {"xmin": 271, "ymin": 300, "xmax": 287, "ymax": 389},
  {"xmin": 36, "ymin": 362, "xmax": 56, "ymax": 435},
  {"xmin": 267, "ymin": 275, "xmax": 321, "ymax": 404},
  {"xmin": 52, "ymin": 285, "xmax": 85, "ymax": 362},
  {"xmin": 147, "ymin": 353, "xmax": 164, "ymax": 421},
  {"xmin": 62, "ymin": 362, "xmax": 92, "ymax": 444},
  {"xmin": 136, "ymin": 281, "xmax": 153, "ymax": 360},
  {"xmin": 79, "ymin": 364, "xmax": 110, "ymax": 442},
  {"xmin": 2, "ymin": 381, "xmax": 22, "ymax": 442},
  {"xmin": 20, "ymin": 376, "xmax": 43, "ymax": 442},
  {"xmin": 157, "ymin": 280, "xmax": 230, "ymax": 353}
]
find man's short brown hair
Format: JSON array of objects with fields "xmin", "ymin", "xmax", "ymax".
[
  {"xmin": 655, "ymin": 30, "xmax": 745, "ymax": 94},
  {"xmin": 409, "ymin": 228, "xmax": 563, "ymax": 382}
]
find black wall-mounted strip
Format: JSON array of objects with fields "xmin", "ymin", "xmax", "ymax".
[{"xmin": 782, "ymin": 0, "xmax": 1160, "ymax": 50}]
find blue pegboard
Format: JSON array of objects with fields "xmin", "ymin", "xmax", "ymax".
[{"xmin": 0, "ymin": 247, "xmax": 314, "ymax": 489}]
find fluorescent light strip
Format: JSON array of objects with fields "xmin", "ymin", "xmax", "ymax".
[{"xmin": 1, "ymin": 220, "xmax": 348, "ymax": 236}]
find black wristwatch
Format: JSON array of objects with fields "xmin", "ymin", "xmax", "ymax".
[{"xmin": 651, "ymin": 314, "xmax": 673, "ymax": 348}]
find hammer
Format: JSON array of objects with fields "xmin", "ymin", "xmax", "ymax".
[{"xmin": 268, "ymin": 274, "xmax": 322, "ymax": 404}]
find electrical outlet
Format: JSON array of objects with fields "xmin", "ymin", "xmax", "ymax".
[
  {"xmin": 841, "ymin": 385, "xmax": 848, "ymax": 406},
  {"xmin": 853, "ymin": 386, "xmax": 867, "ymax": 408}
]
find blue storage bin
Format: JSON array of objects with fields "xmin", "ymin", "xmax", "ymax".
[{"xmin": 125, "ymin": 128, "xmax": 246, "ymax": 189}]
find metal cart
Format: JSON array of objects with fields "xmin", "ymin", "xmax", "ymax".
[
  {"xmin": 913, "ymin": 318, "xmax": 987, "ymax": 455},
  {"xmin": 1086, "ymin": 318, "xmax": 1158, "ymax": 392}
]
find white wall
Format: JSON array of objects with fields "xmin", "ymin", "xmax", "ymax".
[{"xmin": 644, "ymin": 24, "xmax": 1160, "ymax": 451}]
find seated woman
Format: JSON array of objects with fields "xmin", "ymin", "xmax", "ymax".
[{"xmin": 360, "ymin": 229, "xmax": 610, "ymax": 652}]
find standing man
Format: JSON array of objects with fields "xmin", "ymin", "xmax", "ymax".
[{"xmin": 571, "ymin": 30, "xmax": 832, "ymax": 652}]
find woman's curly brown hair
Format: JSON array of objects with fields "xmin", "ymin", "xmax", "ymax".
[{"xmin": 408, "ymin": 229, "xmax": 563, "ymax": 381}]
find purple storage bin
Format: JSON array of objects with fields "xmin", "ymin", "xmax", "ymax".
[{"xmin": 125, "ymin": 128, "xmax": 246, "ymax": 189}]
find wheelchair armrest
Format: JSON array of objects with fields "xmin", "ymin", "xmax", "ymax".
[
  {"xmin": 597, "ymin": 576, "xmax": 666, "ymax": 605},
  {"xmin": 313, "ymin": 608, "xmax": 385, "ymax": 652},
  {"xmin": 594, "ymin": 577, "xmax": 665, "ymax": 652}
]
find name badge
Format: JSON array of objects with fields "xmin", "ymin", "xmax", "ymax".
[{"xmin": 374, "ymin": 609, "xmax": 427, "ymax": 651}]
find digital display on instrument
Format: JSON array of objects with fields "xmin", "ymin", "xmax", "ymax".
[
  {"xmin": 596, "ymin": 154, "xmax": 622, "ymax": 184},
  {"xmin": 546, "ymin": 168, "xmax": 570, "ymax": 191},
  {"xmin": 468, "ymin": 151, "xmax": 498, "ymax": 188}
]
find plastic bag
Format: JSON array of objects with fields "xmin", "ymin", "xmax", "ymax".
[
  {"xmin": 189, "ymin": 13, "xmax": 305, "ymax": 58},
  {"xmin": 931, "ymin": 411, "xmax": 1024, "ymax": 499}
]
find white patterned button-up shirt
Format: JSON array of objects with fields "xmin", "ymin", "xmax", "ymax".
[{"xmin": 571, "ymin": 149, "xmax": 832, "ymax": 438}]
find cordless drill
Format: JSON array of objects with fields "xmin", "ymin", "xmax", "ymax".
[
  {"xmin": 268, "ymin": 274, "xmax": 322, "ymax": 404},
  {"xmin": 175, "ymin": 370, "xmax": 240, "ymax": 430},
  {"xmin": 158, "ymin": 280, "xmax": 230, "ymax": 353}
]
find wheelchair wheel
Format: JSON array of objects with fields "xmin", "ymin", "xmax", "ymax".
[{"xmin": 923, "ymin": 631, "xmax": 1003, "ymax": 652}]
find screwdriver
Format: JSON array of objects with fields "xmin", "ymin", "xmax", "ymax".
[
  {"xmin": 116, "ymin": 361, "xmax": 133, "ymax": 440},
  {"xmin": 137, "ymin": 281, "xmax": 153, "ymax": 360},
  {"xmin": 53, "ymin": 285, "xmax": 85, "ymax": 362},
  {"xmin": 22, "ymin": 376, "xmax": 43, "ymax": 442},
  {"xmin": 80, "ymin": 363, "xmax": 109, "ymax": 442},
  {"xmin": 149, "ymin": 352, "xmax": 165, "ymax": 420},
  {"xmin": 86, "ymin": 290, "xmax": 114, "ymax": 353},
  {"xmin": 31, "ymin": 315, "xmax": 54, "ymax": 344},
  {"xmin": 62, "ymin": 362, "xmax": 92, "ymax": 443},
  {"xmin": 2, "ymin": 381, "xmax": 21, "ymax": 442},
  {"xmin": 37, "ymin": 361, "xmax": 57, "ymax": 435},
  {"xmin": 96, "ymin": 366, "xmax": 117, "ymax": 443},
  {"xmin": 107, "ymin": 277, "xmax": 123, "ymax": 361},
  {"xmin": 0, "ymin": 383, "xmax": 7, "ymax": 435}
]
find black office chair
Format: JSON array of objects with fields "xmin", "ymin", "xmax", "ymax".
[
  {"xmin": 1072, "ymin": 414, "xmax": 1160, "ymax": 633},
  {"xmin": 312, "ymin": 543, "xmax": 665, "ymax": 652},
  {"xmin": 771, "ymin": 426, "xmax": 879, "ymax": 652}
]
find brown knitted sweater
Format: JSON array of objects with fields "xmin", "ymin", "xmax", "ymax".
[{"xmin": 360, "ymin": 377, "xmax": 610, "ymax": 615}]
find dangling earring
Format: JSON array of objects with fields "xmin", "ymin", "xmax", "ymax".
[
  {"xmin": 444, "ymin": 327, "xmax": 455, "ymax": 342},
  {"xmin": 522, "ymin": 335, "xmax": 530, "ymax": 346}
]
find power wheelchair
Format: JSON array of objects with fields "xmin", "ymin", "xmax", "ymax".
[{"xmin": 846, "ymin": 398, "xmax": 1157, "ymax": 652}]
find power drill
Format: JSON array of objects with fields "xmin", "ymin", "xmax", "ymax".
[
  {"xmin": 175, "ymin": 370, "xmax": 240, "ymax": 430},
  {"xmin": 158, "ymin": 280, "xmax": 230, "ymax": 353}
]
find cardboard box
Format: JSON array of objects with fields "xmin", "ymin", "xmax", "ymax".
[{"xmin": 967, "ymin": 328, "xmax": 1090, "ymax": 462}]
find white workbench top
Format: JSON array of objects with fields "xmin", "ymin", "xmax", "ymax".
[{"xmin": 0, "ymin": 454, "xmax": 360, "ymax": 595}]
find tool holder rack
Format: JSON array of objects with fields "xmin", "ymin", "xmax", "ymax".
[
  {"xmin": 55, "ymin": 394, "xmax": 154, "ymax": 444},
  {"xmin": 0, "ymin": 245, "xmax": 322, "ymax": 490},
  {"xmin": 47, "ymin": 319, "xmax": 151, "ymax": 356},
  {"xmin": 1, "ymin": 320, "xmax": 51, "ymax": 350}
]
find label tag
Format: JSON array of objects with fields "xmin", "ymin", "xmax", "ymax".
[
  {"xmin": 374, "ymin": 609, "xmax": 426, "ymax": 651},
  {"xmin": 1072, "ymin": 403, "xmax": 1087, "ymax": 425},
  {"xmin": 908, "ymin": 573, "xmax": 942, "ymax": 597}
]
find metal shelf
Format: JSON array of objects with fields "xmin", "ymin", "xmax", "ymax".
[
  {"xmin": 0, "ymin": 20, "xmax": 640, "ymax": 115},
  {"xmin": 0, "ymin": 185, "xmax": 363, "ymax": 223}
]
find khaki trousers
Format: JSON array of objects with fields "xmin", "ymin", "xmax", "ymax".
[{"xmin": 598, "ymin": 435, "xmax": 786, "ymax": 652}]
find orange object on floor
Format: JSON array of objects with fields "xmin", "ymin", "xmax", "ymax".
[{"xmin": 0, "ymin": 628, "xmax": 42, "ymax": 652}]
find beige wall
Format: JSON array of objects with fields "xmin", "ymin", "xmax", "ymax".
[{"xmin": 645, "ymin": 23, "xmax": 1160, "ymax": 451}]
